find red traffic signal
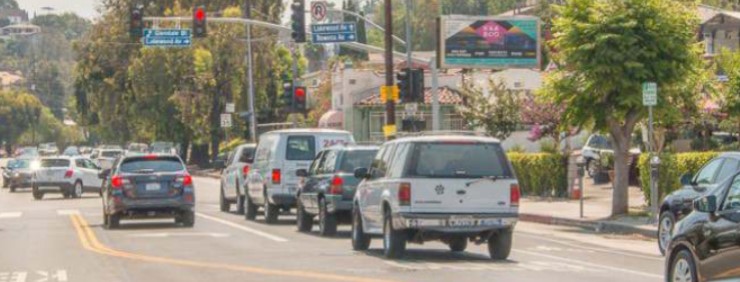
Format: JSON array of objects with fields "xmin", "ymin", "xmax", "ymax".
[
  {"xmin": 195, "ymin": 7, "xmax": 205, "ymax": 21},
  {"xmin": 193, "ymin": 5, "xmax": 207, "ymax": 38},
  {"xmin": 294, "ymin": 86, "xmax": 307, "ymax": 112}
]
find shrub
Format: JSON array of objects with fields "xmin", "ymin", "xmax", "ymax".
[
  {"xmin": 637, "ymin": 152, "xmax": 718, "ymax": 203},
  {"xmin": 219, "ymin": 138, "xmax": 247, "ymax": 154},
  {"xmin": 507, "ymin": 144, "xmax": 527, "ymax": 153},
  {"xmin": 539, "ymin": 139, "xmax": 558, "ymax": 154},
  {"xmin": 508, "ymin": 153, "xmax": 568, "ymax": 197}
]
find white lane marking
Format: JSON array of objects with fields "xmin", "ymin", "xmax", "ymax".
[
  {"xmin": 128, "ymin": 232, "xmax": 230, "ymax": 238},
  {"xmin": 195, "ymin": 212, "xmax": 288, "ymax": 242},
  {"xmin": 0, "ymin": 212, "xmax": 22, "ymax": 218},
  {"xmin": 384, "ymin": 260, "xmax": 597, "ymax": 273},
  {"xmin": 56, "ymin": 210, "xmax": 80, "ymax": 216},
  {"xmin": 517, "ymin": 232, "xmax": 662, "ymax": 261},
  {"xmin": 0, "ymin": 270, "xmax": 67, "ymax": 282},
  {"xmin": 513, "ymin": 249, "xmax": 662, "ymax": 279}
]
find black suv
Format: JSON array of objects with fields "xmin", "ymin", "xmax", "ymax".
[
  {"xmin": 295, "ymin": 146, "xmax": 378, "ymax": 236},
  {"xmin": 99, "ymin": 154, "xmax": 195, "ymax": 229},
  {"xmin": 658, "ymin": 153, "xmax": 740, "ymax": 255},
  {"xmin": 665, "ymin": 172, "xmax": 740, "ymax": 282}
]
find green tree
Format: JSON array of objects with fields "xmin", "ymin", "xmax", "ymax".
[
  {"xmin": 0, "ymin": 0, "xmax": 17, "ymax": 9},
  {"xmin": 338, "ymin": 0, "xmax": 368, "ymax": 60},
  {"xmin": 0, "ymin": 91, "xmax": 44, "ymax": 153},
  {"xmin": 458, "ymin": 79, "xmax": 521, "ymax": 140},
  {"xmin": 547, "ymin": 0, "xmax": 703, "ymax": 215}
]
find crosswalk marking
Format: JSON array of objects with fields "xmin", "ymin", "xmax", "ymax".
[{"xmin": 0, "ymin": 212, "xmax": 22, "ymax": 218}]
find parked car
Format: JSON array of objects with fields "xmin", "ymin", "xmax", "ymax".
[
  {"xmin": 245, "ymin": 129, "xmax": 355, "ymax": 223},
  {"xmin": 352, "ymin": 135, "xmax": 519, "ymax": 259},
  {"xmin": 218, "ymin": 144, "xmax": 256, "ymax": 214},
  {"xmin": 665, "ymin": 173, "xmax": 740, "ymax": 282},
  {"xmin": 295, "ymin": 145, "xmax": 378, "ymax": 236},
  {"xmin": 150, "ymin": 142, "xmax": 178, "ymax": 155},
  {"xmin": 657, "ymin": 153, "xmax": 740, "ymax": 255},
  {"xmin": 32, "ymin": 156, "xmax": 103, "ymax": 200},
  {"xmin": 126, "ymin": 143, "xmax": 149, "ymax": 156},
  {"xmin": 2, "ymin": 158, "xmax": 34, "ymax": 192},
  {"xmin": 92, "ymin": 149, "xmax": 124, "ymax": 169},
  {"xmin": 63, "ymin": 146, "xmax": 81, "ymax": 156},
  {"xmin": 79, "ymin": 146, "xmax": 93, "ymax": 155},
  {"xmin": 99, "ymin": 154, "xmax": 195, "ymax": 229},
  {"xmin": 38, "ymin": 143, "xmax": 59, "ymax": 156},
  {"xmin": 580, "ymin": 134, "xmax": 641, "ymax": 177}
]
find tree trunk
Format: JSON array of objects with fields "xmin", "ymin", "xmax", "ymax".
[{"xmin": 607, "ymin": 112, "xmax": 640, "ymax": 216}]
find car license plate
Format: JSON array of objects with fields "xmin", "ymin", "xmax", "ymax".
[
  {"xmin": 449, "ymin": 216, "xmax": 476, "ymax": 227},
  {"xmin": 479, "ymin": 218, "xmax": 503, "ymax": 226},
  {"xmin": 145, "ymin": 183, "xmax": 160, "ymax": 191}
]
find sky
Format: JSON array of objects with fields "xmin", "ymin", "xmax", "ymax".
[{"xmin": 18, "ymin": 0, "xmax": 351, "ymax": 21}]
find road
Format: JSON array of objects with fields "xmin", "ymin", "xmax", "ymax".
[{"xmin": 0, "ymin": 176, "xmax": 665, "ymax": 282}]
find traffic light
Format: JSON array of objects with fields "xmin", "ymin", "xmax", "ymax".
[
  {"xmin": 409, "ymin": 68, "xmax": 425, "ymax": 103},
  {"xmin": 282, "ymin": 81, "xmax": 294, "ymax": 111},
  {"xmin": 294, "ymin": 86, "xmax": 307, "ymax": 112},
  {"xmin": 396, "ymin": 68, "xmax": 410, "ymax": 102},
  {"xmin": 193, "ymin": 5, "xmax": 207, "ymax": 38},
  {"xmin": 129, "ymin": 6, "xmax": 143, "ymax": 40},
  {"xmin": 290, "ymin": 0, "xmax": 306, "ymax": 43}
]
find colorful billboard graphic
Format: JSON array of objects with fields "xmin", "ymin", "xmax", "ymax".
[{"xmin": 438, "ymin": 16, "xmax": 540, "ymax": 69}]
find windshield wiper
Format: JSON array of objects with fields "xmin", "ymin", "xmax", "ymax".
[{"xmin": 465, "ymin": 176, "xmax": 502, "ymax": 187}]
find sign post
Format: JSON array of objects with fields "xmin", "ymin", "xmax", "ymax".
[{"xmin": 643, "ymin": 82, "xmax": 658, "ymax": 224}]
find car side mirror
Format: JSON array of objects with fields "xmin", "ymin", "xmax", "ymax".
[
  {"xmin": 694, "ymin": 195, "xmax": 717, "ymax": 213},
  {"xmin": 680, "ymin": 173, "xmax": 694, "ymax": 186},
  {"xmin": 296, "ymin": 169, "xmax": 308, "ymax": 177},
  {"xmin": 354, "ymin": 167, "xmax": 369, "ymax": 180},
  {"xmin": 98, "ymin": 169, "xmax": 111, "ymax": 180}
]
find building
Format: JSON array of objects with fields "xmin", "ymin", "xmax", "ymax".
[
  {"xmin": 0, "ymin": 8, "xmax": 29, "ymax": 25},
  {"xmin": 700, "ymin": 8, "xmax": 740, "ymax": 56},
  {"xmin": 0, "ymin": 24, "xmax": 41, "ymax": 39}
]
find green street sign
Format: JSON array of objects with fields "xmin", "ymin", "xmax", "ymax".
[{"xmin": 642, "ymin": 82, "xmax": 657, "ymax": 106}]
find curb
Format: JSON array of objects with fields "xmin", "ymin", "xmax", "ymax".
[{"xmin": 519, "ymin": 213, "xmax": 657, "ymax": 239}]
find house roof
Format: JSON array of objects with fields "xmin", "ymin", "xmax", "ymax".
[
  {"xmin": 699, "ymin": 5, "xmax": 740, "ymax": 24},
  {"xmin": 355, "ymin": 86, "xmax": 463, "ymax": 106}
]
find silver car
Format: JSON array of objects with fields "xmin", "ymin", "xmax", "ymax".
[{"xmin": 32, "ymin": 156, "xmax": 103, "ymax": 200}]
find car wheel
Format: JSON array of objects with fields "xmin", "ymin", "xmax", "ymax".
[
  {"xmin": 32, "ymin": 186, "xmax": 43, "ymax": 200},
  {"xmin": 2, "ymin": 177, "xmax": 7, "ymax": 188},
  {"xmin": 296, "ymin": 198, "xmax": 314, "ymax": 232},
  {"xmin": 219, "ymin": 185, "xmax": 231, "ymax": 212},
  {"xmin": 669, "ymin": 249, "xmax": 697, "ymax": 282},
  {"xmin": 181, "ymin": 211, "xmax": 195, "ymax": 227},
  {"xmin": 351, "ymin": 205, "xmax": 371, "ymax": 251},
  {"xmin": 448, "ymin": 238, "xmax": 468, "ymax": 252},
  {"xmin": 383, "ymin": 210, "xmax": 406, "ymax": 258},
  {"xmin": 107, "ymin": 213, "xmax": 120, "ymax": 229},
  {"xmin": 318, "ymin": 198, "xmax": 338, "ymax": 236},
  {"xmin": 488, "ymin": 228, "xmax": 513, "ymax": 260},
  {"xmin": 586, "ymin": 159, "xmax": 597, "ymax": 178},
  {"xmin": 236, "ymin": 194, "xmax": 246, "ymax": 215},
  {"xmin": 103, "ymin": 209, "xmax": 109, "ymax": 227},
  {"xmin": 244, "ymin": 194, "xmax": 257, "ymax": 221},
  {"xmin": 264, "ymin": 198, "xmax": 279, "ymax": 224},
  {"xmin": 9, "ymin": 185, "xmax": 15, "ymax": 193},
  {"xmin": 658, "ymin": 211, "xmax": 676, "ymax": 256},
  {"xmin": 73, "ymin": 181, "xmax": 83, "ymax": 198}
]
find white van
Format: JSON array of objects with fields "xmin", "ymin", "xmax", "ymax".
[{"xmin": 245, "ymin": 129, "xmax": 355, "ymax": 224}]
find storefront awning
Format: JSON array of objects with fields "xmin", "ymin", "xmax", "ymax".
[{"xmin": 318, "ymin": 110, "xmax": 344, "ymax": 129}]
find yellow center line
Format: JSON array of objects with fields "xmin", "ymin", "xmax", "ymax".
[{"xmin": 69, "ymin": 214, "xmax": 396, "ymax": 282}]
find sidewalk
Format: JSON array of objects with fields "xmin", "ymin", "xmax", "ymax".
[{"xmin": 520, "ymin": 180, "xmax": 658, "ymax": 239}]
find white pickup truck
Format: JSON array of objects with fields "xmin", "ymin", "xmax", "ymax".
[{"xmin": 351, "ymin": 135, "xmax": 519, "ymax": 259}]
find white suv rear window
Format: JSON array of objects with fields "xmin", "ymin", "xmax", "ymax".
[
  {"xmin": 41, "ymin": 159, "xmax": 70, "ymax": 168},
  {"xmin": 406, "ymin": 142, "xmax": 511, "ymax": 178},
  {"xmin": 286, "ymin": 136, "xmax": 316, "ymax": 161}
]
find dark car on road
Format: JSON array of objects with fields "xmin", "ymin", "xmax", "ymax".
[
  {"xmin": 665, "ymin": 173, "xmax": 740, "ymax": 282},
  {"xmin": 295, "ymin": 145, "xmax": 378, "ymax": 236},
  {"xmin": 100, "ymin": 154, "xmax": 195, "ymax": 229},
  {"xmin": 658, "ymin": 153, "xmax": 740, "ymax": 255},
  {"xmin": 2, "ymin": 158, "xmax": 34, "ymax": 192}
]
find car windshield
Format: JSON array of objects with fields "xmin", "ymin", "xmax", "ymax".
[
  {"xmin": 21, "ymin": 148, "xmax": 39, "ymax": 155},
  {"xmin": 40, "ymin": 159, "xmax": 70, "ymax": 168},
  {"xmin": 406, "ymin": 142, "xmax": 511, "ymax": 178},
  {"xmin": 8, "ymin": 159, "xmax": 30, "ymax": 169},
  {"xmin": 120, "ymin": 157, "xmax": 185, "ymax": 173},
  {"xmin": 102, "ymin": 151, "xmax": 122, "ymax": 158},
  {"xmin": 338, "ymin": 150, "xmax": 378, "ymax": 173}
]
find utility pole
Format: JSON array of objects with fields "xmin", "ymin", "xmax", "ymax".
[
  {"xmin": 405, "ymin": 0, "xmax": 412, "ymax": 69},
  {"xmin": 245, "ymin": 0, "xmax": 257, "ymax": 142},
  {"xmin": 383, "ymin": 0, "xmax": 395, "ymax": 138}
]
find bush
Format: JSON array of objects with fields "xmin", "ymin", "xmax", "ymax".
[
  {"xmin": 539, "ymin": 139, "xmax": 558, "ymax": 154},
  {"xmin": 637, "ymin": 152, "xmax": 718, "ymax": 204},
  {"xmin": 507, "ymin": 144, "xmax": 526, "ymax": 153},
  {"xmin": 219, "ymin": 138, "xmax": 247, "ymax": 154},
  {"xmin": 508, "ymin": 153, "xmax": 568, "ymax": 197}
]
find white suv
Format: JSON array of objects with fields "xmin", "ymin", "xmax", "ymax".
[
  {"xmin": 351, "ymin": 135, "xmax": 519, "ymax": 259},
  {"xmin": 32, "ymin": 156, "xmax": 103, "ymax": 200}
]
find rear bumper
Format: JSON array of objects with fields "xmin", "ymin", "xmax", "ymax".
[
  {"xmin": 325, "ymin": 195, "xmax": 352, "ymax": 214},
  {"xmin": 393, "ymin": 212, "xmax": 518, "ymax": 232},
  {"xmin": 34, "ymin": 181, "xmax": 74, "ymax": 192},
  {"xmin": 268, "ymin": 193, "xmax": 296, "ymax": 206},
  {"xmin": 9, "ymin": 176, "xmax": 33, "ymax": 188},
  {"xmin": 111, "ymin": 198, "xmax": 194, "ymax": 216}
]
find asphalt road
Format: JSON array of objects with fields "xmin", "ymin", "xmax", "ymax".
[{"xmin": 0, "ymin": 175, "xmax": 666, "ymax": 282}]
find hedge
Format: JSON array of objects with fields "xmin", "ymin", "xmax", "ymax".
[
  {"xmin": 637, "ymin": 152, "xmax": 718, "ymax": 203},
  {"xmin": 507, "ymin": 153, "xmax": 568, "ymax": 197}
]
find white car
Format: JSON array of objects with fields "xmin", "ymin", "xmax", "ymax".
[
  {"xmin": 351, "ymin": 135, "xmax": 519, "ymax": 259},
  {"xmin": 581, "ymin": 134, "xmax": 641, "ymax": 177},
  {"xmin": 91, "ymin": 149, "xmax": 124, "ymax": 170},
  {"xmin": 219, "ymin": 144, "xmax": 256, "ymax": 214},
  {"xmin": 245, "ymin": 129, "xmax": 355, "ymax": 223},
  {"xmin": 32, "ymin": 156, "xmax": 103, "ymax": 200}
]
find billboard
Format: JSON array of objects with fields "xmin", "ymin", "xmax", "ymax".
[{"xmin": 438, "ymin": 16, "xmax": 540, "ymax": 69}]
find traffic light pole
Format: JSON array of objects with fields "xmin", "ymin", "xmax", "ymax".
[
  {"xmin": 245, "ymin": 2, "xmax": 257, "ymax": 142},
  {"xmin": 383, "ymin": 0, "xmax": 395, "ymax": 138}
]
